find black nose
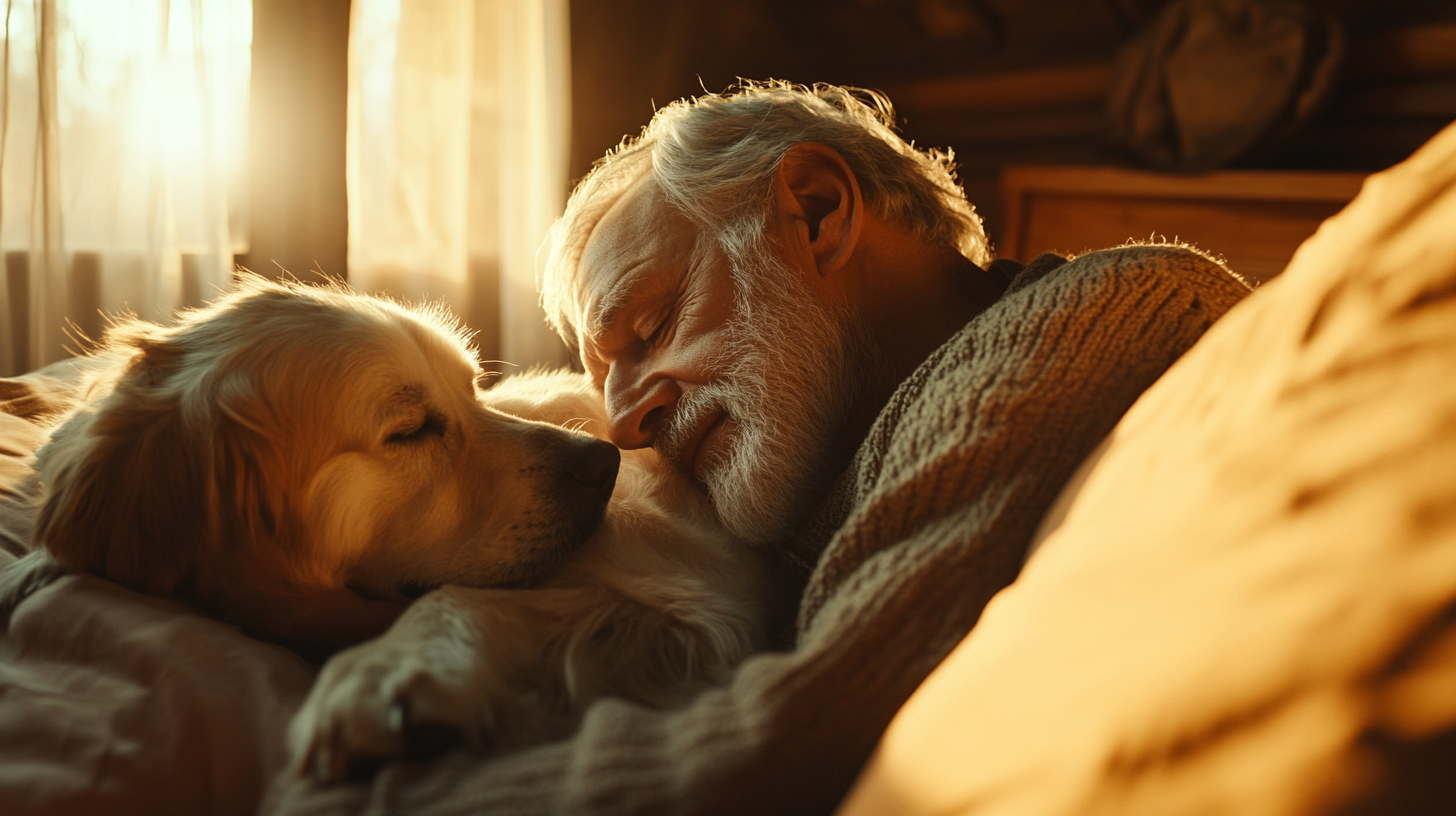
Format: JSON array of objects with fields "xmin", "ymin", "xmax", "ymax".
[{"xmin": 567, "ymin": 437, "xmax": 620, "ymax": 499}]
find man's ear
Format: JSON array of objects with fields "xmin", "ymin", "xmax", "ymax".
[{"xmin": 770, "ymin": 143, "xmax": 863, "ymax": 277}]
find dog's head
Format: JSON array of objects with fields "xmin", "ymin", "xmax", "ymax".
[{"xmin": 32, "ymin": 276, "xmax": 618, "ymax": 642}]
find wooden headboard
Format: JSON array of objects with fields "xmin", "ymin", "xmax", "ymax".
[{"xmin": 999, "ymin": 166, "xmax": 1367, "ymax": 280}]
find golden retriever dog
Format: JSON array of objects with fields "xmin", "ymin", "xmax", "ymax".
[
  {"xmin": 0, "ymin": 277, "xmax": 775, "ymax": 774},
  {"xmin": 290, "ymin": 365, "xmax": 781, "ymax": 778}
]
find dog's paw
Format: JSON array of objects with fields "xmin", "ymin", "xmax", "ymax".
[{"xmin": 288, "ymin": 636, "xmax": 483, "ymax": 783}]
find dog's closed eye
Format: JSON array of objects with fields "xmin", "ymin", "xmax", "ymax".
[
  {"xmin": 387, "ymin": 413, "xmax": 447, "ymax": 445},
  {"xmin": 396, "ymin": 581, "xmax": 437, "ymax": 600}
]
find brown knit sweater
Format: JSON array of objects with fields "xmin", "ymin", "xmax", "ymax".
[{"xmin": 264, "ymin": 244, "xmax": 1250, "ymax": 816}]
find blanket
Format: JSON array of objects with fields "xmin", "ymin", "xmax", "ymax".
[{"xmin": 262, "ymin": 244, "xmax": 1249, "ymax": 815}]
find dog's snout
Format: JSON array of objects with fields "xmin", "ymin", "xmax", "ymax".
[{"xmin": 568, "ymin": 438, "xmax": 620, "ymax": 498}]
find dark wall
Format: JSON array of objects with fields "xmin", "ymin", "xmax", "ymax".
[
  {"xmin": 567, "ymin": 0, "xmax": 1163, "ymax": 180},
  {"xmin": 568, "ymin": 0, "xmax": 1456, "ymax": 246}
]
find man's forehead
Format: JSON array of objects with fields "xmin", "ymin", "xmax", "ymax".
[
  {"xmin": 580, "ymin": 176, "xmax": 676, "ymax": 271},
  {"xmin": 576, "ymin": 177, "xmax": 697, "ymax": 335}
]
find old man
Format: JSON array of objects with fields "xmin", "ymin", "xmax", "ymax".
[{"xmin": 269, "ymin": 80, "xmax": 1249, "ymax": 815}]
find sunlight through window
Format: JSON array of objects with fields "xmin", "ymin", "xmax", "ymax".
[{"xmin": 0, "ymin": 0, "xmax": 252, "ymax": 372}]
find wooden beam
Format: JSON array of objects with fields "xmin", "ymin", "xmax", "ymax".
[
  {"xmin": 1349, "ymin": 24, "xmax": 1456, "ymax": 81},
  {"xmin": 1001, "ymin": 165, "xmax": 1366, "ymax": 204},
  {"xmin": 883, "ymin": 63, "xmax": 1114, "ymax": 116},
  {"xmin": 887, "ymin": 23, "xmax": 1456, "ymax": 120}
]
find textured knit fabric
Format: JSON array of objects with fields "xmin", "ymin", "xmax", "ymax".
[{"xmin": 262, "ymin": 244, "xmax": 1250, "ymax": 816}]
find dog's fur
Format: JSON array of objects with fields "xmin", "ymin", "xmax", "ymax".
[{"xmin": 0, "ymin": 277, "xmax": 774, "ymax": 775}]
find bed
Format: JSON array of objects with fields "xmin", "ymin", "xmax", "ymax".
[
  {"xmin": 3, "ymin": 119, "xmax": 1455, "ymax": 815},
  {"xmin": 0, "ymin": 366, "xmax": 315, "ymax": 816}
]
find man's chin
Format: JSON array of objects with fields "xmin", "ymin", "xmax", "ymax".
[
  {"xmin": 712, "ymin": 494, "xmax": 798, "ymax": 547},
  {"xmin": 702, "ymin": 451, "xmax": 827, "ymax": 547}
]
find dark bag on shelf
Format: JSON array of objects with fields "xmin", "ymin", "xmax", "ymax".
[{"xmin": 1106, "ymin": 0, "xmax": 1343, "ymax": 170}]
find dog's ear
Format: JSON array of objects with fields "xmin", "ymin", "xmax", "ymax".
[
  {"xmin": 32, "ymin": 328, "xmax": 278, "ymax": 605},
  {"xmin": 35, "ymin": 335, "xmax": 211, "ymax": 597},
  {"xmin": 207, "ymin": 369, "xmax": 290, "ymax": 560}
]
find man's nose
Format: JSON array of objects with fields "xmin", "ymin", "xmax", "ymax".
[{"xmin": 604, "ymin": 367, "xmax": 680, "ymax": 449}]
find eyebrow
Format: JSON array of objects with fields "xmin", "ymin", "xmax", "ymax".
[{"xmin": 384, "ymin": 384, "xmax": 427, "ymax": 411}]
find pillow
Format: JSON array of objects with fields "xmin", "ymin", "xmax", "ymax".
[
  {"xmin": 838, "ymin": 119, "xmax": 1456, "ymax": 815},
  {"xmin": 0, "ymin": 410, "xmax": 44, "ymax": 560},
  {"xmin": 0, "ymin": 357, "xmax": 111, "ymax": 558}
]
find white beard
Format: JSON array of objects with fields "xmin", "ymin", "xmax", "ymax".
[{"xmin": 656, "ymin": 249, "xmax": 864, "ymax": 547}]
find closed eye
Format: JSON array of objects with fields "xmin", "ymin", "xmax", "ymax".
[
  {"xmin": 646, "ymin": 316, "xmax": 671, "ymax": 348},
  {"xmin": 396, "ymin": 580, "xmax": 437, "ymax": 600},
  {"xmin": 387, "ymin": 412, "xmax": 447, "ymax": 444},
  {"xmin": 640, "ymin": 302, "xmax": 675, "ymax": 349}
]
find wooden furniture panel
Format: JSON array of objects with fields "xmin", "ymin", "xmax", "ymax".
[{"xmin": 1000, "ymin": 166, "xmax": 1368, "ymax": 281}]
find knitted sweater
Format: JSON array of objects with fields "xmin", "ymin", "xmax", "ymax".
[{"xmin": 263, "ymin": 244, "xmax": 1251, "ymax": 816}]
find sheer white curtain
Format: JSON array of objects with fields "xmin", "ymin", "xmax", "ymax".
[
  {"xmin": 348, "ymin": 0, "xmax": 571, "ymax": 371},
  {"xmin": 0, "ymin": 0, "xmax": 251, "ymax": 377}
]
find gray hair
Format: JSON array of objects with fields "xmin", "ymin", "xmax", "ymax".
[{"xmin": 539, "ymin": 79, "xmax": 990, "ymax": 341}]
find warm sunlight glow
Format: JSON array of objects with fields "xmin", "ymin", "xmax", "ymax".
[
  {"xmin": 68, "ymin": 0, "xmax": 250, "ymax": 172},
  {"xmin": 56, "ymin": 0, "xmax": 252, "ymax": 250}
]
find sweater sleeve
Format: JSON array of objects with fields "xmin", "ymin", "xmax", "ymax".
[{"xmin": 262, "ymin": 245, "xmax": 1250, "ymax": 816}]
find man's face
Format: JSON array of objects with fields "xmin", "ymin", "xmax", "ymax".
[{"xmin": 574, "ymin": 179, "xmax": 858, "ymax": 545}]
